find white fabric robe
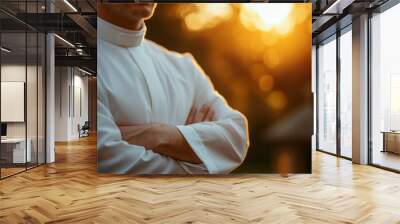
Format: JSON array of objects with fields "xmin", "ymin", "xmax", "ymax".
[{"xmin": 97, "ymin": 18, "xmax": 249, "ymax": 174}]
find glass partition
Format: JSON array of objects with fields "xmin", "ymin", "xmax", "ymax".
[
  {"xmin": 317, "ymin": 35, "xmax": 337, "ymax": 154},
  {"xmin": 339, "ymin": 28, "xmax": 352, "ymax": 158},
  {"xmin": 371, "ymin": 3, "xmax": 400, "ymax": 171},
  {"xmin": 1, "ymin": 30, "xmax": 28, "ymax": 177},
  {"xmin": 0, "ymin": 1, "xmax": 46, "ymax": 179}
]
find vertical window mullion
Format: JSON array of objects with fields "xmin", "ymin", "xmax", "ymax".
[
  {"xmin": 336, "ymin": 29, "xmax": 341, "ymax": 157},
  {"xmin": 25, "ymin": 0, "xmax": 28, "ymax": 171},
  {"xmin": 367, "ymin": 11, "xmax": 373, "ymax": 165},
  {"xmin": 36, "ymin": 0, "xmax": 39, "ymax": 167},
  {"xmin": 316, "ymin": 45, "xmax": 320, "ymax": 151}
]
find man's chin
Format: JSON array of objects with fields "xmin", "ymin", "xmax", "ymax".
[
  {"xmin": 128, "ymin": 3, "xmax": 154, "ymax": 10},
  {"xmin": 128, "ymin": 3, "xmax": 155, "ymax": 19}
]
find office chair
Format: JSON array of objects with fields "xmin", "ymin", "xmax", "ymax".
[{"xmin": 79, "ymin": 121, "xmax": 90, "ymax": 138}]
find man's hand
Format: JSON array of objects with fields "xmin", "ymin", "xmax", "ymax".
[{"xmin": 186, "ymin": 104, "xmax": 215, "ymax": 125}]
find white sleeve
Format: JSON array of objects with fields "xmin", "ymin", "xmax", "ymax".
[
  {"xmin": 176, "ymin": 56, "xmax": 250, "ymax": 174},
  {"xmin": 97, "ymin": 80, "xmax": 187, "ymax": 175}
]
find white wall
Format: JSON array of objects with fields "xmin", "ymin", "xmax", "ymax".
[
  {"xmin": 1, "ymin": 65, "xmax": 37, "ymax": 137},
  {"xmin": 55, "ymin": 66, "xmax": 70, "ymax": 141},
  {"xmin": 73, "ymin": 73, "xmax": 89, "ymax": 136},
  {"xmin": 1, "ymin": 65, "xmax": 27, "ymax": 140},
  {"xmin": 54, "ymin": 67, "xmax": 89, "ymax": 141},
  {"xmin": 70, "ymin": 73, "xmax": 89, "ymax": 139}
]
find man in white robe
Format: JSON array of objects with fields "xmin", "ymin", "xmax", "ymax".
[{"xmin": 97, "ymin": 3, "xmax": 249, "ymax": 174}]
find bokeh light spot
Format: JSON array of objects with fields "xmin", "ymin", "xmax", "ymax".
[
  {"xmin": 240, "ymin": 4, "xmax": 293, "ymax": 32},
  {"xmin": 263, "ymin": 50, "xmax": 280, "ymax": 68},
  {"xmin": 266, "ymin": 90, "xmax": 287, "ymax": 110},
  {"xmin": 277, "ymin": 18, "xmax": 294, "ymax": 35},
  {"xmin": 258, "ymin": 75, "xmax": 274, "ymax": 92},
  {"xmin": 185, "ymin": 13, "xmax": 207, "ymax": 31},
  {"xmin": 184, "ymin": 4, "xmax": 232, "ymax": 31}
]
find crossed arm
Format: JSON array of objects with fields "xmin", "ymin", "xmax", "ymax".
[{"xmin": 118, "ymin": 104, "xmax": 215, "ymax": 164}]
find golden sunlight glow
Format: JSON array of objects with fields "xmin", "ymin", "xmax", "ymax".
[
  {"xmin": 267, "ymin": 90, "xmax": 287, "ymax": 110},
  {"xmin": 240, "ymin": 4, "xmax": 293, "ymax": 32},
  {"xmin": 250, "ymin": 63, "xmax": 265, "ymax": 80},
  {"xmin": 292, "ymin": 4, "xmax": 310, "ymax": 25},
  {"xmin": 258, "ymin": 75, "xmax": 274, "ymax": 92},
  {"xmin": 261, "ymin": 33, "xmax": 278, "ymax": 47},
  {"xmin": 176, "ymin": 3, "xmax": 310, "ymax": 114},
  {"xmin": 263, "ymin": 50, "xmax": 280, "ymax": 68},
  {"xmin": 181, "ymin": 3, "xmax": 302, "ymax": 35},
  {"xmin": 184, "ymin": 4, "xmax": 232, "ymax": 31}
]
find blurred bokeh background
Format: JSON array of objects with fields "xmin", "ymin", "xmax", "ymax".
[{"xmin": 146, "ymin": 3, "xmax": 312, "ymax": 173}]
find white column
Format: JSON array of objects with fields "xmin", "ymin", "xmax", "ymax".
[
  {"xmin": 46, "ymin": 33, "xmax": 55, "ymax": 163},
  {"xmin": 55, "ymin": 67, "xmax": 74, "ymax": 141},
  {"xmin": 352, "ymin": 14, "xmax": 369, "ymax": 164}
]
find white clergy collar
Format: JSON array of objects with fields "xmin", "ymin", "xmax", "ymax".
[{"xmin": 97, "ymin": 17, "xmax": 146, "ymax": 48}]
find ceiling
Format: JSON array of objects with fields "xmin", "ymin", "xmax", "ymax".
[
  {"xmin": 0, "ymin": 0, "xmax": 96, "ymax": 74},
  {"xmin": 312, "ymin": 0, "xmax": 391, "ymax": 43}
]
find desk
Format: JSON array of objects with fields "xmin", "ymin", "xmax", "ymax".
[
  {"xmin": 1, "ymin": 138, "xmax": 31, "ymax": 164},
  {"xmin": 382, "ymin": 131, "xmax": 400, "ymax": 154}
]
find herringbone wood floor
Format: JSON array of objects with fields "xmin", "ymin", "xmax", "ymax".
[{"xmin": 1, "ymin": 134, "xmax": 400, "ymax": 224}]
